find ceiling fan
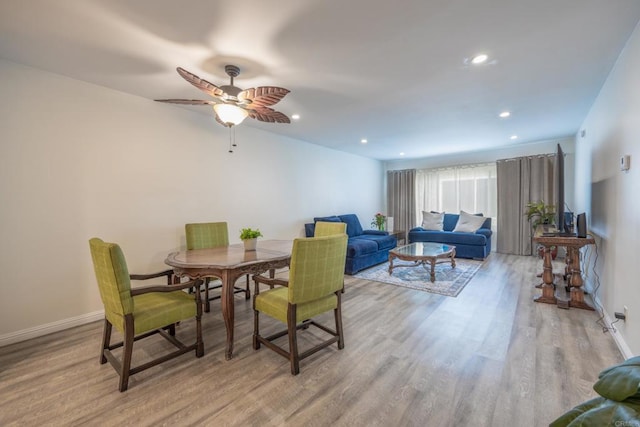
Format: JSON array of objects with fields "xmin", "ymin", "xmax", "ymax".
[{"xmin": 155, "ymin": 65, "xmax": 291, "ymax": 128}]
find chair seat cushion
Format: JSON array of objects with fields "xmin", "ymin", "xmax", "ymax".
[
  {"xmin": 131, "ymin": 291, "xmax": 196, "ymax": 334},
  {"xmin": 255, "ymin": 287, "xmax": 337, "ymax": 324}
]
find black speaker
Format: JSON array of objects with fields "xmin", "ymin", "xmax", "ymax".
[{"xmin": 577, "ymin": 213, "xmax": 587, "ymax": 238}]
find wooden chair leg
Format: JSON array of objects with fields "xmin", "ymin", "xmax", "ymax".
[
  {"xmin": 168, "ymin": 324, "xmax": 176, "ymax": 336},
  {"xmin": 253, "ymin": 311, "xmax": 261, "ymax": 350},
  {"xmin": 119, "ymin": 315, "xmax": 135, "ymax": 392},
  {"xmin": 100, "ymin": 319, "xmax": 112, "ymax": 364},
  {"xmin": 287, "ymin": 304, "xmax": 300, "ymax": 375},
  {"xmin": 245, "ymin": 274, "xmax": 251, "ymax": 300},
  {"xmin": 335, "ymin": 292, "xmax": 345, "ymax": 350}
]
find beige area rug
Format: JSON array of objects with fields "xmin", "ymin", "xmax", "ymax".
[{"xmin": 353, "ymin": 258, "xmax": 484, "ymax": 297}]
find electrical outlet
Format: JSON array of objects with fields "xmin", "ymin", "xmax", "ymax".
[{"xmin": 624, "ymin": 306, "xmax": 629, "ymax": 321}]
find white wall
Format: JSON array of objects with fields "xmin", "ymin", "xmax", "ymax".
[
  {"xmin": 574, "ymin": 22, "xmax": 640, "ymax": 357},
  {"xmin": 0, "ymin": 59, "xmax": 383, "ymax": 343}
]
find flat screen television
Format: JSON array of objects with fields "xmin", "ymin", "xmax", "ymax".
[{"xmin": 555, "ymin": 143, "xmax": 574, "ymax": 235}]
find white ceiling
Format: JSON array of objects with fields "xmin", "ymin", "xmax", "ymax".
[{"xmin": 2, "ymin": 1, "xmax": 639, "ymax": 160}]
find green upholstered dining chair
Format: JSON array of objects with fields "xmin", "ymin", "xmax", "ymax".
[
  {"xmin": 185, "ymin": 222, "xmax": 250, "ymax": 312},
  {"xmin": 314, "ymin": 221, "xmax": 347, "ymax": 237},
  {"xmin": 314, "ymin": 221, "xmax": 347, "ymax": 293},
  {"xmin": 252, "ymin": 234, "xmax": 348, "ymax": 375},
  {"xmin": 89, "ymin": 238, "xmax": 204, "ymax": 392}
]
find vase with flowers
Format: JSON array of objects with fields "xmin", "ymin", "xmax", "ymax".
[{"xmin": 371, "ymin": 213, "xmax": 386, "ymax": 231}]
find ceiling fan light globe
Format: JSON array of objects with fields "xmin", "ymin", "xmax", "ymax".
[{"xmin": 213, "ymin": 104, "xmax": 248, "ymax": 126}]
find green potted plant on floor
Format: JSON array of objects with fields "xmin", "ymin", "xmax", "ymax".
[{"xmin": 240, "ymin": 227, "xmax": 263, "ymax": 251}]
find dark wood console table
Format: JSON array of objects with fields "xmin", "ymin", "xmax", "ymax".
[{"xmin": 533, "ymin": 230, "xmax": 595, "ymax": 310}]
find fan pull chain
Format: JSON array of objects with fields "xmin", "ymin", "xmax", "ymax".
[{"xmin": 228, "ymin": 126, "xmax": 234, "ymax": 153}]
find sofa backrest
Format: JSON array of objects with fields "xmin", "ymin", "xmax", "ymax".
[
  {"xmin": 443, "ymin": 213, "xmax": 491, "ymax": 231},
  {"xmin": 338, "ymin": 214, "xmax": 363, "ymax": 237}
]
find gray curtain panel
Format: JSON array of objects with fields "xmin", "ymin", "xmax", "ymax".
[
  {"xmin": 387, "ymin": 169, "xmax": 416, "ymax": 236},
  {"xmin": 496, "ymin": 155, "xmax": 555, "ymax": 255}
]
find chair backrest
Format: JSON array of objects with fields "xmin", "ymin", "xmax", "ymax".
[
  {"xmin": 314, "ymin": 221, "xmax": 347, "ymax": 237},
  {"xmin": 89, "ymin": 238, "xmax": 133, "ymax": 317},
  {"xmin": 185, "ymin": 222, "xmax": 229, "ymax": 249},
  {"xmin": 288, "ymin": 234, "xmax": 348, "ymax": 305}
]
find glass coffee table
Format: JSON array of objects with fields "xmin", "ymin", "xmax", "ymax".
[{"xmin": 388, "ymin": 242, "xmax": 456, "ymax": 282}]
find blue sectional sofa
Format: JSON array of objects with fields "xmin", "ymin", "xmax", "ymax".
[
  {"xmin": 408, "ymin": 213, "xmax": 492, "ymax": 260},
  {"xmin": 305, "ymin": 214, "xmax": 397, "ymax": 275}
]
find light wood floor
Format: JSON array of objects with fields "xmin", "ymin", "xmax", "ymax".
[{"xmin": 0, "ymin": 254, "xmax": 622, "ymax": 427}]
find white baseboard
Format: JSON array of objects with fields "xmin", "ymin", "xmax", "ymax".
[
  {"xmin": 0, "ymin": 310, "xmax": 104, "ymax": 348},
  {"xmin": 592, "ymin": 295, "xmax": 633, "ymax": 360}
]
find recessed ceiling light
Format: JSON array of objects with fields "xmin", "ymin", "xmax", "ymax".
[
  {"xmin": 360, "ymin": 139, "xmax": 368, "ymax": 144},
  {"xmin": 399, "ymin": 152, "xmax": 405, "ymax": 156},
  {"xmin": 291, "ymin": 114, "xmax": 300, "ymax": 120},
  {"xmin": 471, "ymin": 54, "xmax": 488, "ymax": 65},
  {"xmin": 510, "ymin": 135, "xmax": 518, "ymax": 140},
  {"xmin": 499, "ymin": 111, "xmax": 511, "ymax": 118}
]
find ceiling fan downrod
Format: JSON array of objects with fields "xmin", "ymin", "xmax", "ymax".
[{"xmin": 225, "ymin": 65, "xmax": 240, "ymax": 86}]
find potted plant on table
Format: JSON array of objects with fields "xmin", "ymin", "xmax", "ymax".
[
  {"xmin": 240, "ymin": 227, "xmax": 263, "ymax": 251},
  {"xmin": 524, "ymin": 200, "xmax": 557, "ymax": 259}
]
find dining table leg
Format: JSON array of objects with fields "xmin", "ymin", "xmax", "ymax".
[{"xmin": 221, "ymin": 270, "xmax": 236, "ymax": 360}]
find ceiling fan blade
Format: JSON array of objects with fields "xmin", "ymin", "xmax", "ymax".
[
  {"xmin": 247, "ymin": 107, "xmax": 291, "ymax": 124},
  {"xmin": 155, "ymin": 98, "xmax": 215, "ymax": 105},
  {"xmin": 239, "ymin": 87, "xmax": 290, "ymax": 109},
  {"xmin": 176, "ymin": 67, "xmax": 225, "ymax": 99}
]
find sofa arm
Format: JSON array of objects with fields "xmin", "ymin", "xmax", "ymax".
[
  {"xmin": 475, "ymin": 228, "xmax": 492, "ymax": 238},
  {"xmin": 304, "ymin": 223, "xmax": 315, "ymax": 237},
  {"xmin": 363, "ymin": 230, "xmax": 389, "ymax": 236},
  {"xmin": 409, "ymin": 227, "xmax": 426, "ymax": 232}
]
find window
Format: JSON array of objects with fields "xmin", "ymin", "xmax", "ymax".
[{"xmin": 415, "ymin": 163, "xmax": 497, "ymax": 226}]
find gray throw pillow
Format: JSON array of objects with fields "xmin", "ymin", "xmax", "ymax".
[
  {"xmin": 452, "ymin": 211, "xmax": 486, "ymax": 233},
  {"xmin": 421, "ymin": 211, "xmax": 444, "ymax": 231}
]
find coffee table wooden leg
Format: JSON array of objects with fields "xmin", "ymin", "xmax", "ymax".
[
  {"xmin": 388, "ymin": 254, "xmax": 395, "ymax": 275},
  {"xmin": 429, "ymin": 259, "xmax": 436, "ymax": 282}
]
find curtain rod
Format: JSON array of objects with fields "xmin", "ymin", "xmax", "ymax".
[
  {"xmin": 415, "ymin": 161, "xmax": 495, "ymax": 173},
  {"xmin": 496, "ymin": 153, "xmax": 556, "ymax": 163}
]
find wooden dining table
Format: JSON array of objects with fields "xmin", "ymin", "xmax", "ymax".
[{"xmin": 165, "ymin": 239, "xmax": 293, "ymax": 360}]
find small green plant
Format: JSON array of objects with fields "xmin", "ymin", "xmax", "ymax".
[
  {"xmin": 239, "ymin": 227, "xmax": 263, "ymax": 240},
  {"xmin": 524, "ymin": 201, "xmax": 556, "ymax": 228}
]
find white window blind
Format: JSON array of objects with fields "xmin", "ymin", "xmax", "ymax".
[{"xmin": 415, "ymin": 163, "xmax": 497, "ymax": 227}]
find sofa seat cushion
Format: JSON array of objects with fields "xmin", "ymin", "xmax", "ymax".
[
  {"xmin": 346, "ymin": 238, "xmax": 378, "ymax": 257},
  {"xmin": 355, "ymin": 234, "xmax": 397, "ymax": 251},
  {"xmin": 413, "ymin": 230, "xmax": 487, "ymax": 246}
]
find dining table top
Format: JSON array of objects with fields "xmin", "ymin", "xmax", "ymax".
[{"xmin": 165, "ymin": 239, "xmax": 293, "ymax": 269}]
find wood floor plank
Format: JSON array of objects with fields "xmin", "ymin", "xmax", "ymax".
[{"xmin": 0, "ymin": 253, "xmax": 623, "ymax": 427}]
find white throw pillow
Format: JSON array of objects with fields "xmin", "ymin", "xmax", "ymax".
[
  {"xmin": 421, "ymin": 211, "xmax": 444, "ymax": 231},
  {"xmin": 452, "ymin": 211, "xmax": 486, "ymax": 233}
]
